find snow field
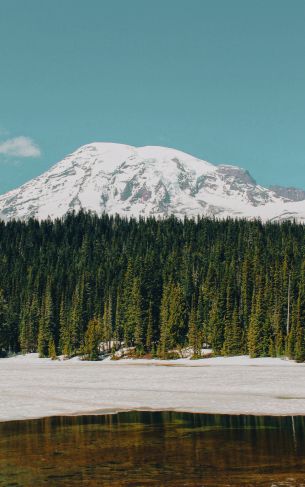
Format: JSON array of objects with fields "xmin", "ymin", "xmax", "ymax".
[{"xmin": 1, "ymin": 354, "xmax": 305, "ymax": 422}]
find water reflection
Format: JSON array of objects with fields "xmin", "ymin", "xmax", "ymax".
[{"xmin": 0, "ymin": 412, "xmax": 305, "ymax": 486}]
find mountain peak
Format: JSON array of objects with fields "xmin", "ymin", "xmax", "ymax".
[{"xmin": 0, "ymin": 143, "xmax": 304, "ymax": 222}]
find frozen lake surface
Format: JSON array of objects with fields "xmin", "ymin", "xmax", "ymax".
[{"xmin": 1, "ymin": 354, "xmax": 305, "ymax": 421}]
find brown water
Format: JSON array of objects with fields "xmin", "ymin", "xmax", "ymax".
[{"xmin": 0, "ymin": 412, "xmax": 305, "ymax": 487}]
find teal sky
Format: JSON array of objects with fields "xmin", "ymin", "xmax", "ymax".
[{"xmin": 0, "ymin": 0, "xmax": 305, "ymax": 193}]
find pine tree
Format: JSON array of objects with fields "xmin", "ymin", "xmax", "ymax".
[
  {"xmin": 208, "ymin": 297, "xmax": 223, "ymax": 355},
  {"xmin": 169, "ymin": 283, "xmax": 186, "ymax": 347},
  {"xmin": 159, "ymin": 282, "xmax": 186, "ymax": 357},
  {"xmin": 20, "ymin": 305, "xmax": 39, "ymax": 354},
  {"xmin": 114, "ymin": 290, "xmax": 124, "ymax": 345},
  {"xmin": 294, "ymin": 290, "xmax": 305, "ymax": 362},
  {"xmin": 83, "ymin": 317, "xmax": 102, "ymax": 360},
  {"xmin": 146, "ymin": 301, "xmax": 154, "ymax": 352},
  {"xmin": 124, "ymin": 278, "xmax": 143, "ymax": 353},
  {"xmin": 68, "ymin": 278, "xmax": 85, "ymax": 355},
  {"xmin": 272, "ymin": 305, "xmax": 284, "ymax": 356},
  {"xmin": 19, "ymin": 294, "xmax": 32, "ymax": 353},
  {"xmin": 0, "ymin": 289, "xmax": 8, "ymax": 353},
  {"xmin": 248, "ymin": 288, "xmax": 264, "ymax": 358},
  {"xmin": 222, "ymin": 307, "xmax": 243, "ymax": 356},
  {"xmin": 188, "ymin": 299, "xmax": 200, "ymax": 358},
  {"xmin": 159, "ymin": 282, "xmax": 172, "ymax": 357},
  {"xmin": 59, "ymin": 295, "xmax": 71, "ymax": 357},
  {"xmin": 102, "ymin": 294, "xmax": 112, "ymax": 352},
  {"xmin": 38, "ymin": 283, "xmax": 54, "ymax": 358},
  {"xmin": 48, "ymin": 338, "xmax": 57, "ymax": 360},
  {"xmin": 287, "ymin": 302, "xmax": 297, "ymax": 359}
]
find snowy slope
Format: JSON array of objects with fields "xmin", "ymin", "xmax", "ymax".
[{"xmin": 0, "ymin": 142, "xmax": 305, "ymax": 222}]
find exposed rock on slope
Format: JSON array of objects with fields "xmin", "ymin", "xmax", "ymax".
[{"xmin": 0, "ymin": 142, "xmax": 304, "ymax": 222}]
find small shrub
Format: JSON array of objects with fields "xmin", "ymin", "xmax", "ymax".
[{"xmin": 162, "ymin": 351, "xmax": 180, "ymax": 360}]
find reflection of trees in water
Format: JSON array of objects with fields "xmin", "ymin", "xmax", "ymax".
[{"xmin": 0, "ymin": 412, "xmax": 305, "ymax": 486}]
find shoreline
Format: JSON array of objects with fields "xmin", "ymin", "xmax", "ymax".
[
  {"xmin": 1, "ymin": 354, "xmax": 305, "ymax": 423},
  {"xmin": 2, "ymin": 406, "xmax": 305, "ymax": 426}
]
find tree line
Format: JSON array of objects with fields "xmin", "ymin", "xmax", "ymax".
[{"xmin": 0, "ymin": 211, "xmax": 304, "ymax": 361}]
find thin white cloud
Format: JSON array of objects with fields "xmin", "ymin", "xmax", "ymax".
[{"xmin": 0, "ymin": 136, "xmax": 41, "ymax": 157}]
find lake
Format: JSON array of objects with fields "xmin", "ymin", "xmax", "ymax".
[{"xmin": 0, "ymin": 411, "xmax": 305, "ymax": 486}]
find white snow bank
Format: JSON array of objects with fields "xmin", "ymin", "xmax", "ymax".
[{"xmin": 0, "ymin": 353, "xmax": 304, "ymax": 422}]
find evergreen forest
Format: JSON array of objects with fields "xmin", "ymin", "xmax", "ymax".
[{"xmin": 0, "ymin": 212, "xmax": 304, "ymax": 361}]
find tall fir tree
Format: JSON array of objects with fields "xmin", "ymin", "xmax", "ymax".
[{"xmin": 38, "ymin": 282, "xmax": 54, "ymax": 358}]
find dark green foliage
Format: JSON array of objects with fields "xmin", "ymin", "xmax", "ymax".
[
  {"xmin": 146, "ymin": 301, "xmax": 154, "ymax": 351},
  {"xmin": 188, "ymin": 299, "xmax": 201, "ymax": 358},
  {"xmin": 37, "ymin": 282, "xmax": 54, "ymax": 358},
  {"xmin": 83, "ymin": 317, "xmax": 102, "ymax": 361},
  {"xmin": 0, "ymin": 212, "xmax": 304, "ymax": 361},
  {"xmin": 159, "ymin": 282, "xmax": 186, "ymax": 357},
  {"xmin": 222, "ymin": 308, "xmax": 243, "ymax": 356},
  {"xmin": 0, "ymin": 289, "xmax": 8, "ymax": 351},
  {"xmin": 48, "ymin": 338, "xmax": 57, "ymax": 360}
]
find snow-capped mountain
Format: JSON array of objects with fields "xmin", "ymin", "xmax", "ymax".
[{"xmin": 0, "ymin": 142, "xmax": 305, "ymax": 222}]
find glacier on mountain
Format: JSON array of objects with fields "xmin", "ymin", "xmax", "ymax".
[{"xmin": 0, "ymin": 142, "xmax": 304, "ymax": 222}]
